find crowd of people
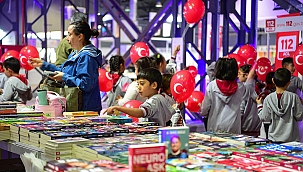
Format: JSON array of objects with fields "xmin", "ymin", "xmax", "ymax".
[{"xmin": 0, "ymin": 11, "xmax": 302, "ymax": 144}]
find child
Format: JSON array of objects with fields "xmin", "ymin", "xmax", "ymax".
[
  {"xmin": 200, "ymin": 58, "xmax": 255, "ymax": 134},
  {"xmin": 0, "ymin": 58, "xmax": 32, "ymax": 103},
  {"xmin": 160, "ymin": 73, "xmax": 175, "ymax": 105},
  {"xmin": 0, "ymin": 63, "xmax": 8, "ymax": 89},
  {"xmin": 117, "ymin": 56, "xmax": 155, "ymax": 106},
  {"xmin": 150, "ymin": 54, "xmax": 166, "ymax": 73},
  {"xmin": 256, "ymin": 68, "xmax": 303, "ymax": 142},
  {"xmin": 282, "ymin": 57, "xmax": 303, "ymax": 94},
  {"xmin": 238, "ymin": 64, "xmax": 261, "ymax": 136},
  {"xmin": 107, "ymin": 55, "xmax": 132, "ymax": 107},
  {"xmin": 105, "ymin": 67, "xmax": 175, "ymax": 126}
]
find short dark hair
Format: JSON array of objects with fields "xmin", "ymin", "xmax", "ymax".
[
  {"xmin": 273, "ymin": 68, "xmax": 291, "ymax": 87},
  {"xmin": 240, "ymin": 64, "xmax": 252, "ymax": 74},
  {"xmin": 109, "ymin": 55, "xmax": 125, "ymax": 75},
  {"xmin": 215, "ymin": 58, "xmax": 238, "ymax": 81},
  {"xmin": 135, "ymin": 56, "xmax": 156, "ymax": 73},
  {"xmin": 150, "ymin": 54, "xmax": 165, "ymax": 69},
  {"xmin": 70, "ymin": 21, "xmax": 99, "ymax": 45},
  {"xmin": 282, "ymin": 57, "xmax": 293, "ymax": 67},
  {"xmin": 161, "ymin": 73, "xmax": 173, "ymax": 92},
  {"xmin": 70, "ymin": 12, "xmax": 88, "ymax": 23},
  {"xmin": 137, "ymin": 67, "xmax": 162, "ymax": 90},
  {"xmin": 266, "ymin": 71, "xmax": 275, "ymax": 85},
  {"xmin": 3, "ymin": 57, "xmax": 20, "ymax": 74}
]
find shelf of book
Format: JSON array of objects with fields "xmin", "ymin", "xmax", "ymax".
[{"xmin": 0, "ymin": 141, "xmax": 44, "ymax": 159}]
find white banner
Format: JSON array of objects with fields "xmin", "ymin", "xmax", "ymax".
[{"xmin": 265, "ymin": 16, "xmax": 303, "ymax": 33}]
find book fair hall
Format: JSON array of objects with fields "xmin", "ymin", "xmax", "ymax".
[{"xmin": 3, "ymin": 0, "xmax": 303, "ymax": 171}]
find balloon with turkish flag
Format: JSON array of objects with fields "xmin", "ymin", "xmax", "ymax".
[
  {"xmin": 186, "ymin": 66, "xmax": 198, "ymax": 78},
  {"xmin": 256, "ymin": 61, "xmax": 272, "ymax": 82},
  {"xmin": 98, "ymin": 68, "xmax": 113, "ymax": 92},
  {"xmin": 123, "ymin": 100, "xmax": 142, "ymax": 122},
  {"xmin": 227, "ymin": 53, "xmax": 246, "ymax": 68},
  {"xmin": 237, "ymin": 44, "xmax": 257, "ymax": 65},
  {"xmin": 170, "ymin": 70, "xmax": 195, "ymax": 103},
  {"xmin": 183, "ymin": 0, "xmax": 206, "ymax": 24},
  {"xmin": 1, "ymin": 50, "xmax": 19, "ymax": 63},
  {"xmin": 185, "ymin": 91, "xmax": 204, "ymax": 112},
  {"xmin": 130, "ymin": 42, "xmax": 150, "ymax": 64},
  {"xmin": 293, "ymin": 44, "xmax": 303, "ymax": 75},
  {"xmin": 19, "ymin": 46, "xmax": 40, "ymax": 71},
  {"xmin": 256, "ymin": 57, "xmax": 271, "ymax": 65}
]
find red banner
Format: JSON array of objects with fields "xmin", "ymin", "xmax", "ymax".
[{"xmin": 275, "ymin": 13, "xmax": 300, "ymax": 76}]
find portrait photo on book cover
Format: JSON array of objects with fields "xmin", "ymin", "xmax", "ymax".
[{"xmin": 168, "ymin": 135, "xmax": 188, "ymax": 159}]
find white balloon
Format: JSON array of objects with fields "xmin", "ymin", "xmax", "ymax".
[{"xmin": 173, "ymin": 83, "xmax": 183, "ymax": 94}]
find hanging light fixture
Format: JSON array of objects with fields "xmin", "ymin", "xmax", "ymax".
[
  {"xmin": 125, "ymin": 5, "xmax": 130, "ymax": 12},
  {"xmin": 155, "ymin": 0, "xmax": 162, "ymax": 8}
]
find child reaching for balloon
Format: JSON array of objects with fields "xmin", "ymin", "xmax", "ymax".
[
  {"xmin": 200, "ymin": 58, "xmax": 256, "ymax": 134},
  {"xmin": 104, "ymin": 68, "xmax": 175, "ymax": 127}
]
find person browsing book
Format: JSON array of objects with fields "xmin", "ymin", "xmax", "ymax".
[
  {"xmin": 256, "ymin": 68, "xmax": 303, "ymax": 142},
  {"xmin": 0, "ymin": 58, "xmax": 32, "ymax": 103},
  {"xmin": 30, "ymin": 21, "xmax": 102, "ymax": 112},
  {"xmin": 105, "ymin": 67, "xmax": 175, "ymax": 126}
]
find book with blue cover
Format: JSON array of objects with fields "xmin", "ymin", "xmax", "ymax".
[{"xmin": 158, "ymin": 126, "xmax": 189, "ymax": 159}]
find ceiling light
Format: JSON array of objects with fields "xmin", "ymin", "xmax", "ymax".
[
  {"xmin": 125, "ymin": 5, "xmax": 130, "ymax": 12},
  {"xmin": 155, "ymin": 0, "xmax": 162, "ymax": 8}
]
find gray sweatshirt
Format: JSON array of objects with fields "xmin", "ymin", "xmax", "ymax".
[
  {"xmin": 258, "ymin": 91, "xmax": 303, "ymax": 142},
  {"xmin": 140, "ymin": 94, "xmax": 175, "ymax": 126},
  {"xmin": 286, "ymin": 76, "xmax": 303, "ymax": 95},
  {"xmin": 200, "ymin": 79, "xmax": 254, "ymax": 134},
  {"xmin": 241, "ymin": 90, "xmax": 261, "ymax": 132},
  {"xmin": 0, "ymin": 76, "xmax": 32, "ymax": 103},
  {"xmin": 206, "ymin": 61, "xmax": 216, "ymax": 82},
  {"xmin": 107, "ymin": 75, "xmax": 132, "ymax": 107},
  {"xmin": 0, "ymin": 73, "xmax": 7, "ymax": 89}
]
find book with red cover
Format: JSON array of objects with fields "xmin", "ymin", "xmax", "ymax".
[
  {"xmin": 232, "ymin": 149, "xmax": 273, "ymax": 160},
  {"xmin": 260, "ymin": 154, "xmax": 303, "ymax": 171},
  {"xmin": 128, "ymin": 143, "xmax": 166, "ymax": 172},
  {"xmin": 46, "ymin": 158, "xmax": 97, "ymax": 172},
  {"xmin": 91, "ymin": 160, "xmax": 129, "ymax": 172}
]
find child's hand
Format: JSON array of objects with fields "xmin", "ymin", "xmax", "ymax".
[
  {"xmin": 52, "ymin": 71, "xmax": 64, "ymax": 82},
  {"xmin": 247, "ymin": 63, "xmax": 256, "ymax": 80},
  {"xmin": 104, "ymin": 106, "xmax": 118, "ymax": 115},
  {"xmin": 172, "ymin": 45, "xmax": 180, "ymax": 57},
  {"xmin": 256, "ymin": 96, "xmax": 263, "ymax": 105}
]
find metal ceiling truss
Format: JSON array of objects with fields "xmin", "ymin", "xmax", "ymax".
[{"xmin": 272, "ymin": 0, "xmax": 303, "ymax": 14}]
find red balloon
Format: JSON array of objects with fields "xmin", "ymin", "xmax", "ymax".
[
  {"xmin": 170, "ymin": 70, "xmax": 195, "ymax": 103},
  {"xmin": 186, "ymin": 66, "xmax": 198, "ymax": 78},
  {"xmin": 1, "ymin": 50, "xmax": 19, "ymax": 63},
  {"xmin": 130, "ymin": 42, "xmax": 150, "ymax": 64},
  {"xmin": 256, "ymin": 57, "xmax": 271, "ymax": 65},
  {"xmin": 19, "ymin": 46, "xmax": 40, "ymax": 71},
  {"xmin": 294, "ymin": 44, "xmax": 303, "ymax": 75},
  {"xmin": 185, "ymin": 91, "xmax": 204, "ymax": 112},
  {"xmin": 98, "ymin": 68, "xmax": 113, "ymax": 92},
  {"xmin": 183, "ymin": 0, "xmax": 206, "ymax": 24},
  {"xmin": 237, "ymin": 44, "xmax": 257, "ymax": 65},
  {"xmin": 256, "ymin": 62, "xmax": 272, "ymax": 82},
  {"xmin": 123, "ymin": 100, "xmax": 142, "ymax": 122},
  {"xmin": 227, "ymin": 53, "xmax": 246, "ymax": 68}
]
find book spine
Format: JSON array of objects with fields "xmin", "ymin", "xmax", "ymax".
[{"xmin": 0, "ymin": 109, "xmax": 17, "ymax": 114}]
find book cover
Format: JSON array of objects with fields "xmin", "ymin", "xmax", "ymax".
[
  {"xmin": 91, "ymin": 160, "xmax": 129, "ymax": 171},
  {"xmin": 129, "ymin": 143, "xmax": 166, "ymax": 172},
  {"xmin": 158, "ymin": 126, "xmax": 189, "ymax": 159}
]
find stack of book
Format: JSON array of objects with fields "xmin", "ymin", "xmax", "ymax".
[
  {"xmin": 63, "ymin": 111, "xmax": 99, "ymax": 118},
  {"xmin": 44, "ymin": 158, "xmax": 101, "ymax": 172},
  {"xmin": 0, "ymin": 123, "xmax": 10, "ymax": 140},
  {"xmin": 40, "ymin": 131, "xmax": 83, "ymax": 149},
  {"xmin": 0, "ymin": 102, "xmax": 17, "ymax": 117},
  {"xmin": 9, "ymin": 124, "xmax": 20, "ymax": 142},
  {"xmin": 44, "ymin": 137, "xmax": 90, "ymax": 160}
]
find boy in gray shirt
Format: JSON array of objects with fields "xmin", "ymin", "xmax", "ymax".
[
  {"xmin": 282, "ymin": 57, "xmax": 303, "ymax": 95},
  {"xmin": 0, "ymin": 58, "xmax": 32, "ymax": 103},
  {"xmin": 104, "ymin": 68, "xmax": 175, "ymax": 126},
  {"xmin": 257, "ymin": 68, "xmax": 303, "ymax": 142}
]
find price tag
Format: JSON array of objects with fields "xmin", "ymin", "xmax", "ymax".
[{"xmin": 277, "ymin": 35, "xmax": 297, "ymax": 52}]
